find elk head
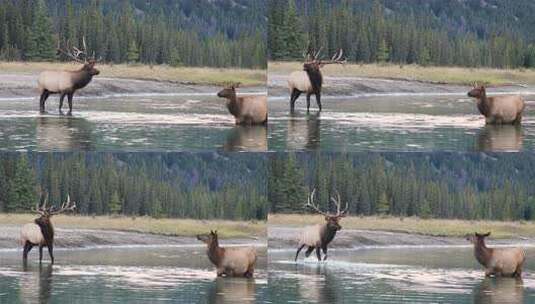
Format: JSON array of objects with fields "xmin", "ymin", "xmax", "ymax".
[
  {"xmin": 468, "ymin": 82, "xmax": 486, "ymax": 98},
  {"xmin": 197, "ymin": 230, "xmax": 219, "ymax": 247},
  {"xmin": 57, "ymin": 36, "xmax": 100, "ymax": 75},
  {"xmin": 303, "ymin": 48, "xmax": 346, "ymax": 72},
  {"xmin": 217, "ymin": 83, "xmax": 240, "ymax": 99},
  {"xmin": 33, "ymin": 193, "xmax": 77, "ymax": 222},
  {"xmin": 466, "ymin": 232, "xmax": 491, "ymax": 244},
  {"xmin": 305, "ymin": 188, "xmax": 348, "ymax": 231}
]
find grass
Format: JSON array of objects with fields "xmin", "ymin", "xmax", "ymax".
[
  {"xmin": 269, "ymin": 214, "xmax": 535, "ymax": 239},
  {"xmin": 0, "ymin": 214, "xmax": 266, "ymax": 239},
  {"xmin": 269, "ymin": 61, "xmax": 535, "ymax": 86},
  {"xmin": 0, "ymin": 61, "xmax": 266, "ymax": 87}
]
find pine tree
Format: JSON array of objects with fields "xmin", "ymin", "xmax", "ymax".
[
  {"xmin": 109, "ymin": 191, "xmax": 121, "ymax": 215},
  {"xmin": 377, "ymin": 39, "xmax": 389, "ymax": 63},
  {"xmin": 25, "ymin": 0, "xmax": 56, "ymax": 61},
  {"xmin": 5, "ymin": 155, "xmax": 36, "ymax": 212},
  {"xmin": 376, "ymin": 191, "xmax": 390, "ymax": 215},
  {"xmin": 127, "ymin": 40, "xmax": 139, "ymax": 63}
]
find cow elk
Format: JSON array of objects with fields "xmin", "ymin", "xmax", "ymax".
[
  {"xmin": 197, "ymin": 230, "xmax": 257, "ymax": 277},
  {"xmin": 38, "ymin": 37, "xmax": 100, "ymax": 115},
  {"xmin": 20, "ymin": 195, "xmax": 76, "ymax": 264},
  {"xmin": 217, "ymin": 83, "xmax": 268, "ymax": 125},
  {"xmin": 466, "ymin": 232, "xmax": 525, "ymax": 277},
  {"xmin": 288, "ymin": 48, "xmax": 345, "ymax": 112},
  {"xmin": 467, "ymin": 84, "xmax": 525, "ymax": 125},
  {"xmin": 295, "ymin": 189, "xmax": 348, "ymax": 261}
]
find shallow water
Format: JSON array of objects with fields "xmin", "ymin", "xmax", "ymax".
[
  {"xmin": 0, "ymin": 94, "xmax": 268, "ymax": 152},
  {"xmin": 268, "ymin": 91, "xmax": 535, "ymax": 152},
  {"xmin": 269, "ymin": 246, "xmax": 535, "ymax": 303},
  {"xmin": 0, "ymin": 245, "xmax": 268, "ymax": 303}
]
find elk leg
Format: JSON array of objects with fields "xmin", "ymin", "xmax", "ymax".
[
  {"xmin": 315, "ymin": 247, "xmax": 322, "ymax": 261},
  {"xmin": 59, "ymin": 93, "xmax": 66, "ymax": 113},
  {"xmin": 295, "ymin": 244, "xmax": 305, "ymax": 261},
  {"xmin": 67, "ymin": 93, "xmax": 74, "ymax": 115},
  {"xmin": 290, "ymin": 89, "xmax": 301, "ymax": 112},
  {"xmin": 315, "ymin": 93, "xmax": 322, "ymax": 112},
  {"xmin": 306, "ymin": 93, "xmax": 311, "ymax": 112},
  {"xmin": 39, "ymin": 245, "xmax": 43, "ymax": 263},
  {"xmin": 47, "ymin": 244, "xmax": 54, "ymax": 264},
  {"xmin": 23, "ymin": 241, "xmax": 33, "ymax": 260},
  {"xmin": 304, "ymin": 246, "xmax": 314, "ymax": 257},
  {"xmin": 322, "ymin": 246, "xmax": 328, "ymax": 261},
  {"xmin": 39, "ymin": 90, "xmax": 50, "ymax": 113}
]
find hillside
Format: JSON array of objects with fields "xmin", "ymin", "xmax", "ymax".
[
  {"xmin": 269, "ymin": 0, "xmax": 535, "ymax": 68},
  {"xmin": 0, "ymin": 0, "xmax": 266, "ymax": 68}
]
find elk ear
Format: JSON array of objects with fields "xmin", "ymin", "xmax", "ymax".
[
  {"xmin": 483, "ymin": 232, "xmax": 491, "ymax": 237},
  {"xmin": 325, "ymin": 216, "xmax": 330, "ymax": 221}
]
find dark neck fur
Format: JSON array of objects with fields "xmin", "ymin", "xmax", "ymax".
[
  {"xmin": 207, "ymin": 241, "xmax": 225, "ymax": 267},
  {"xmin": 474, "ymin": 239, "xmax": 493, "ymax": 267},
  {"xmin": 476, "ymin": 92, "xmax": 491, "ymax": 116},
  {"xmin": 72, "ymin": 69, "xmax": 93, "ymax": 90},
  {"xmin": 304, "ymin": 68, "xmax": 323, "ymax": 94},
  {"xmin": 225, "ymin": 93, "xmax": 241, "ymax": 117},
  {"xmin": 320, "ymin": 224, "xmax": 338, "ymax": 246},
  {"xmin": 34, "ymin": 217, "xmax": 54, "ymax": 246}
]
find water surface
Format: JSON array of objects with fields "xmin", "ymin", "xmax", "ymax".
[
  {"xmin": 269, "ymin": 246, "xmax": 535, "ymax": 303},
  {"xmin": 0, "ymin": 94, "xmax": 267, "ymax": 152},
  {"xmin": 0, "ymin": 245, "xmax": 268, "ymax": 303},
  {"xmin": 268, "ymin": 91, "xmax": 535, "ymax": 152}
]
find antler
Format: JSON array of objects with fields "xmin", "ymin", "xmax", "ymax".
[
  {"xmin": 320, "ymin": 49, "xmax": 346, "ymax": 65},
  {"xmin": 330, "ymin": 190, "xmax": 348, "ymax": 217},
  {"xmin": 304, "ymin": 188, "xmax": 330, "ymax": 216},
  {"xmin": 57, "ymin": 36, "xmax": 98, "ymax": 64},
  {"xmin": 32, "ymin": 193, "xmax": 48, "ymax": 216},
  {"xmin": 49, "ymin": 194, "xmax": 76, "ymax": 215}
]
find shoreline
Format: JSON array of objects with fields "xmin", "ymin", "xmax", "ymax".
[
  {"xmin": 0, "ymin": 224, "xmax": 266, "ymax": 250},
  {"xmin": 269, "ymin": 225, "xmax": 535, "ymax": 250}
]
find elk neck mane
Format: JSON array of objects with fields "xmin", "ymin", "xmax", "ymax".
[
  {"xmin": 304, "ymin": 65, "xmax": 323, "ymax": 94},
  {"xmin": 225, "ymin": 93, "xmax": 242, "ymax": 117},
  {"xmin": 34, "ymin": 216, "xmax": 54, "ymax": 246},
  {"xmin": 475, "ymin": 91, "xmax": 491, "ymax": 117},
  {"xmin": 70, "ymin": 68, "xmax": 94, "ymax": 90},
  {"xmin": 320, "ymin": 222, "xmax": 338, "ymax": 245},
  {"xmin": 474, "ymin": 238, "xmax": 493, "ymax": 267},
  {"xmin": 206, "ymin": 239, "xmax": 225, "ymax": 266}
]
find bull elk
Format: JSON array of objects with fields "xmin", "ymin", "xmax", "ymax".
[
  {"xmin": 217, "ymin": 83, "xmax": 268, "ymax": 125},
  {"xmin": 288, "ymin": 48, "xmax": 345, "ymax": 112},
  {"xmin": 466, "ymin": 232, "xmax": 525, "ymax": 277},
  {"xmin": 20, "ymin": 194, "xmax": 76, "ymax": 264},
  {"xmin": 38, "ymin": 37, "xmax": 100, "ymax": 115},
  {"xmin": 467, "ymin": 84, "xmax": 525, "ymax": 125},
  {"xmin": 295, "ymin": 189, "xmax": 348, "ymax": 261},
  {"xmin": 197, "ymin": 230, "xmax": 257, "ymax": 277}
]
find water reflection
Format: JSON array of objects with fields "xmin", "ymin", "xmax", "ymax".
[
  {"xmin": 223, "ymin": 125, "xmax": 267, "ymax": 152},
  {"xmin": 473, "ymin": 277, "xmax": 524, "ymax": 304},
  {"xmin": 20, "ymin": 263, "xmax": 53, "ymax": 304},
  {"xmin": 476, "ymin": 124, "xmax": 523, "ymax": 152},
  {"xmin": 286, "ymin": 112, "xmax": 321, "ymax": 150},
  {"xmin": 296, "ymin": 265, "xmax": 338, "ymax": 303},
  {"xmin": 206, "ymin": 278, "xmax": 257, "ymax": 304},
  {"xmin": 36, "ymin": 116, "xmax": 93, "ymax": 150}
]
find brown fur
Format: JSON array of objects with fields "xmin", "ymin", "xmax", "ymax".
[
  {"xmin": 295, "ymin": 216, "xmax": 342, "ymax": 262},
  {"xmin": 467, "ymin": 86, "xmax": 525, "ymax": 124},
  {"xmin": 37, "ymin": 61, "xmax": 100, "ymax": 114},
  {"xmin": 197, "ymin": 230, "xmax": 257, "ymax": 278},
  {"xmin": 467, "ymin": 232, "xmax": 525, "ymax": 277},
  {"xmin": 217, "ymin": 85, "xmax": 267, "ymax": 125}
]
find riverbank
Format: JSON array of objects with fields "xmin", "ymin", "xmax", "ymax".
[
  {"xmin": 0, "ymin": 62, "xmax": 266, "ymax": 87},
  {"xmin": 270, "ymin": 61, "xmax": 535, "ymax": 86},
  {"xmin": 269, "ymin": 214, "xmax": 535, "ymax": 249},
  {"xmin": 0, "ymin": 214, "xmax": 266, "ymax": 249}
]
